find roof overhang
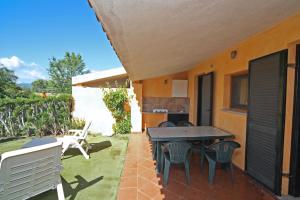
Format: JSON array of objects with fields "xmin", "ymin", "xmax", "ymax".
[
  {"xmin": 89, "ymin": 0, "xmax": 300, "ymax": 80},
  {"xmin": 72, "ymin": 67, "xmax": 128, "ymax": 87}
]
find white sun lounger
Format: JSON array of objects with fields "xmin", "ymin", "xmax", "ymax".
[
  {"xmin": 0, "ymin": 141, "xmax": 64, "ymax": 200},
  {"xmin": 58, "ymin": 121, "xmax": 92, "ymax": 159}
]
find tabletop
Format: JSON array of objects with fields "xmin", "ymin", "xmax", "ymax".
[{"xmin": 147, "ymin": 126, "xmax": 234, "ymax": 141}]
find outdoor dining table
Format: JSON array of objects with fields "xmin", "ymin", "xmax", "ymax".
[{"xmin": 147, "ymin": 126, "xmax": 234, "ymax": 173}]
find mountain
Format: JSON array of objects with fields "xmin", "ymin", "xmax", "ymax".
[{"xmin": 18, "ymin": 83, "xmax": 32, "ymax": 89}]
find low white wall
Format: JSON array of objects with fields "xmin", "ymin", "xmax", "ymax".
[
  {"xmin": 129, "ymin": 86, "xmax": 142, "ymax": 133},
  {"xmin": 72, "ymin": 86, "xmax": 115, "ymax": 136},
  {"xmin": 72, "ymin": 86, "xmax": 142, "ymax": 136}
]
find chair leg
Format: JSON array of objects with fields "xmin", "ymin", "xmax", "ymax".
[
  {"xmin": 75, "ymin": 142, "xmax": 90, "ymax": 159},
  {"xmin": 163, "ymin": 159, "xmax": 171, "ymax": 186},
  {"xmin": 83, "ymin": 139, "xmax": 91, "ymax": 153},
  {"xmin": 207, "ymin": 159, "xmax": 216, "ymax": 184},
  {"xmin": 184, "ymin": 160, "xmax": 191, "ymax": 184},
  {"xmin": 56, "ymin": 182, "xmax": 65, "ymax": 200},
  {"xmin": 84, "ymin": 139, "xmax": 92, "ymax": 149},
  {"xmin": 200, "ymin": 147, "xmax": 205, "ymax": 172},
  {"xmin": 156, "ymin": 142, "xmax": 162, "ymax": 173},
  {"xmin": 230, "ymin": 162, "xmax": 234, "ymax": 183},
  {"xmin": 152, "ymin": 141, "xmax": 157, "ymax": 159},
  {"xmin": 160, "ymin": 150, "xmax": 165, "ymax": 173}
]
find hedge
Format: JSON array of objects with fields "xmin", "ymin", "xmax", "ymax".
[{"xmin": 0, "ymin": 94, "xmax": 72, "ymax": 137}]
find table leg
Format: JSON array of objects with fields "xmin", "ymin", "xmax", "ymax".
[{"xmin": 156, "ymin": 141, "xmax": 161, "ymax": 174}]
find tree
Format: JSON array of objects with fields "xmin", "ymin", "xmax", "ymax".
[
  {"xmin": 32, "ymin": 79, "xmax": 49, "ymax": 93},
  {"xmin": 0, "ymin": 67, "xmax": 21, "ymax": 98},
  {"xmin": 48, "ymin": 52, "xmax": 89, "ymax": 93}
]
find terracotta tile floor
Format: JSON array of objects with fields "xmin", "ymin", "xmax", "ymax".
[{"xmin": 118, "ymin": 133, "xmax": 277, "ymax": 200}]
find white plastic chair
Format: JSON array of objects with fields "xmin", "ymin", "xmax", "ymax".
[
  {"xmin": 58, "ymin": 121, "xmax": 92, "ymax": 159},
  {"xmin": 0, "ymin": 141, "xmax": 64, "ymax": 200}
]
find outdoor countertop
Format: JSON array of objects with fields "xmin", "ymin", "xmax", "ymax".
[{"xmin": 142, "ymin": 111, "xmax": 189, "ymax": 115}]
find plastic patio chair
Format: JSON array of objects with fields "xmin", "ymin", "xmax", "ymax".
[
  {"xmin": 158, "ymin": 121, "xmax": 176, "ymax": 127},
  {"xmin": 58, "ymin": 120, "xmax": 92, "ymax": 159},
  {"xmin": 0, "ymin": 141, "xmax": 65, "ymax": 200},
  {"xmin": 162, "ymin": 142, "xmax": 192, "ymax": 185},
  {"xmin": 176, "ymin": 121, "xmax": 194, "ymax": 127},
  {"xmin": 152, "ymin": 121, "xmax": 176, "ymax": 160},
  {"xmin": 204, "ymin": 141, "xmax": 241, "ymax": 184}
]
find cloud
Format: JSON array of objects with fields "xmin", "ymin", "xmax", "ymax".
[
  {"xmin": 29, "ymin": 62, "xmax": 38, "ymax": 67},
  {"xmin": 0, "ymin": 56, "xmax": 25, "ymax": 69},
  {"xmin": 26, "ymin": 70, "xmax": 46, "ymax": 79},
  {"xmin": 0, "ymin": 56, "xmax": 48, "ymax": 83},
  {"xmin": 16, "ymin": 70, "xmax": 47, "ymax": 82}
]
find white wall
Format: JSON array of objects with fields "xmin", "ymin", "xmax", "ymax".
[
  {"xmin": 72, "ymin": 86, "xmax": 115, "ymax": 136},
  {"xmin": 72, "ymin": 86, "xmax": 142, "ymax": 136},
  {"xmin": 129, "ymin": 85, "xmax": 142, "ymax": 133}
]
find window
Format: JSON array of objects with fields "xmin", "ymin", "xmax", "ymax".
[{"xmin": 230, "ymin": 74, "xmax": 248, "ymax": 110}]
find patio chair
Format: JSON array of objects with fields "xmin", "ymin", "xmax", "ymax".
[
  {"xmin": 162, "ymin": 142, "xmax": 192, "ymax": 185},
  {"xmin": 0, "ymin": 141, "xmax": 65, "ymax": 200},
  {"xmin": 58, "ymin": 121, "xmax": 92, "ymax": 159},
  {"xmin": 152, "ymin": 121, "xmax": 176, "ymax": 160},
  {"xmin": 205, "ymin": 141, "xmax": 240, "ymax": 184},
  {"xmin": 176, "ymin": 121, "xmax": 194, "ymax": 127},
  {"xmin": 158, "ymin": 121, "xmax": 176, "ymax": 127}
]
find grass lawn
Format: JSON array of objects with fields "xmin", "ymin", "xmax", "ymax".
[{"xmin": 0, "ymin": 135, "xmax": 129, "ymax": 200}]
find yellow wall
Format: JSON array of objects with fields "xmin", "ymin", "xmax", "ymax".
[
  {"xmin": 142, "ymin": 72, "xmax": 188, "ymax": 97},
  {"xmin": 187, "ymin": 13, "xmax": 300, "ymax": 194}
]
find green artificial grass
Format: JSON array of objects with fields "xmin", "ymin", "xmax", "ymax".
[{"xmin": 0, "ymin": 135, "xmax": 129, "ymax": 200}]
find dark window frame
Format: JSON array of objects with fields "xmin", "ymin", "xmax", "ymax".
[{"xmin": 230, "ymin": 74, "xmax": 248, "ymax": 110}]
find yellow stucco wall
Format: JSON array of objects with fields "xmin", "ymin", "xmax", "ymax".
[
  {"xmin": 142, "ymin": 72, "xmax": 188, "ymax": 97},
  {"xmin": 187, "ymin": 12, "xmax": 300, "ymax": 194}
]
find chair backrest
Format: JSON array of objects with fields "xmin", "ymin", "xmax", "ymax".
[
  {"xmin": 165, "ymin": 142, "xmax": 192, "ymax": 163},
  {"xmin": 80, "ymin": 120, "xmax": 92, "ymax": 139},
  {"xmin": 208, "ymin": 141, "xmax": 241, "ymax": 163},
  {"xmin": 158, "ymin": 121, "xmax": 176, "ymax": 127},
  {"xmin": 0, "ymin": 141, "xmax": 63, "ymax": 200},
  {"xmin": 176, "ymin": 121, "xmax": 194, "ymax": 127}
]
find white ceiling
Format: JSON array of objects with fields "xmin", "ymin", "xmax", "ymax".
[{"xmin": 89, "ymin": 0, "xmax": 300, "ymax": 80}]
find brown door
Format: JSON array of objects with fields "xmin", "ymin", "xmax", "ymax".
[{"xmin": 197, "ymin": 72, "xmax": 214, "ymax": 126}]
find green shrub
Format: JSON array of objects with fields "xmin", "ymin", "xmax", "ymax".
[
  {"xmin": 102, "ymin": 86, "xmax": 131, "ymax": 135},
  {"xmin": 0, "ymin": 94, "xmax": 72, "ymax": 137},
  {"xmin": 71, "ymin": 118, "xmax": 86, "ymax": 129},
  {"xmin": 112, "ymin": 114, "xmax": 131, "ymax": 135}
]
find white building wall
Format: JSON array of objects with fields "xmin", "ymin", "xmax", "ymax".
[
  {"xmin": 72, "ymin": 86, "xmax": 115, "ymax": 136},
  {"xmin": 129, "ymin": 86, "xmax": 142, "ymax": 133},
  {"xmin": 72, "ymin": 86, "xmax": 142, "ymax": 136}
]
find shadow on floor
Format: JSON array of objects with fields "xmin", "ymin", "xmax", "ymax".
[
  {"xmin": 63, "ymin": 140, "xmax": 112, "ymax": 159},
  {"xmin": 62, "ymin": 175, "xmax": 103, "ymax": 200},
  {"xmin": 30, "ymin": 175, "xmax": 103, "ymax": 200}
]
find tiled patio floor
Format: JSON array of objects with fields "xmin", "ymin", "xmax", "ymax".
[{"xmin": 118, "ymin": 133, "xmax": 277, "ymax": 200}]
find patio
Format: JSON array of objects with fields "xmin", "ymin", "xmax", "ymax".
[{"xmin": 118, "ymin": 133, "xmax": 276, "ymax": 200}]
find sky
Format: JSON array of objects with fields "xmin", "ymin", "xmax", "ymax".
[{"xmin": 0, "ymin": 0, "xmax": 122, "ymax": 83}]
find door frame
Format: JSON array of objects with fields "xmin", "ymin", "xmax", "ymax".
[
  {"xmin": 196, "ymin": 72, "xmax": 214, "ymax": 126},
  {"xmin": 245, "ymin": 50, "xmax": 288, "ymax": 195},
  {"xmin": 289, "ymin": 44, "xmax": 300, "ymax": 196}
]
